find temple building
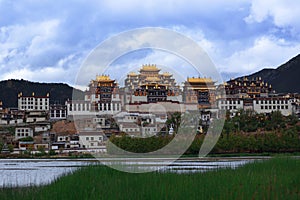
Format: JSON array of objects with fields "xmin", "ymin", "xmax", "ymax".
[
  {"xmin": 66, "ymin": 75, "xmax": 121, "ymax": 117},
  {"xmin": 123, "ymin": 64, "xmax": 182, "ymax": 104},
  {"xmin": 183, "ymin": 77, "xmax": 217, "ymax": 109},
  {"xmin": 220, "ymin": 77, "xmax": 274, "ymax": 98},
  {"xmin": 125, "ymin": 64, "xmax": 178, "ymax": 91}
]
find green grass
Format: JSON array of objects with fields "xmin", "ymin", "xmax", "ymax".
[{"xmin": 1, "ymin": 157, "xmax": 300, "ymax": 200}]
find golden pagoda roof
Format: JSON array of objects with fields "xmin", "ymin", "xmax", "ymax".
[
  {"xmin": 163, "ymin": 72, "xmax": 172, "ymax": 77},
  {"xmin": 140, "ymin": 64, "xmax": 160, "ymax": 71},
  {"xmin": 128, "ymin": 72, "xmax": 138, "ymax": 76},
  {"xmin": 96, "ymin": 75, "xmax": 114, "ymax": 82},
  {"xmin": 187, "ymin": 77, "xmax": 215, "ymax": 83}
]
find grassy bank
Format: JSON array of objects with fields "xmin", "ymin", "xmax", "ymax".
[{"xmin": 1, "ymin": 157, "xmax": 300, "ymax": 199}]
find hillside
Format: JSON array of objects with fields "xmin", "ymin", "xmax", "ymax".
[
  {"xmin": 243, "ymin": 54, "xmax": 300, "ymax": 93},
  {"xmin": 0, "ymin": 79, "xmax": 84, "ymax": 108}
]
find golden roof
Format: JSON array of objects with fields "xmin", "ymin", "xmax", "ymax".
[
  {"xmin": 96, "ymin": 75, "xmax": 113, "ymax": 82},
  {"xmin": 128, "ymin": 72, "xmax": 138, "ymax": 76},
  {"xmin": 140, "ymin": 64, "xmax": 160, "ymax": 71},
  {"xmin": 163, "ymin": 72, "xmax": 172, "ymax": 77},
  {"xmin": 187, "ymin": 77, "xmax": 214, "ymax": 83}
]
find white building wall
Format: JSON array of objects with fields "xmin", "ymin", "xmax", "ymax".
[
  {"xmin": 18, "ymin": 96, "xmax": 49, "ymax": 111},
  {"xmin": 131, "ymin": 96, "xmax": 147, "ymax": 103},
  {"xmin": 15, "ymin": 127, "xmax": 34, "ymax": 140},
  {"xmin": 79, "ymin": 134, "xmax": 104, "ymax": 149},
  {"xmin": 218, "ymin": 99, "xmax": 244, "ymax": 111},
  {"xmin": 66, "ymin": 101, "xmax": 121, "ymax": 117},
  {"xmin": 167, "ymin": 95, "xmax": 183, "ymax": 102},
  {"xmin": 253, "ymin": 98, "xmax": 293, "ymax": 116},
  {"xmin": 34, "ymin": 124, "xmax": 51, "ymax": 132}
]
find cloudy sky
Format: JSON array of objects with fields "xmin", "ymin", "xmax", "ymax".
[{"xmin": 1, "ymin": 0, "xmax": 300, "ymax": 89}]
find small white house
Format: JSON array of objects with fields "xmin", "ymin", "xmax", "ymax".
[
  {"xmin": 78, "ymin": 131, "xmax": 105, "ymax": 150},
  {"xmin": 15, "ymin": 127, "xmax": 33, "ymax": 140}
]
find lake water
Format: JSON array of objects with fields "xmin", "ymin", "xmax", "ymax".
[{"xmin": 0, "ymin": 157, "xmax": 267, "ymax": 187}]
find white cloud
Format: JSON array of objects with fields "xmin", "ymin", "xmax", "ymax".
[
  {"xmin": 0, "ymin": 53, "xmax": 82, "ymax": 84},
  {"xmin": 221, "ymin": 36, "xmax": 300, "ymax": 74},
  {"xmin": 245, "ymin": 0, "xmax": 300, "ymax": 31},
  {"xmin": 0, "ymin": 0, "xmax": 300, "ymax": 87}
]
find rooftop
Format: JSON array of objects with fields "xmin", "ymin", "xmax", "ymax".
[
  {"xmin": 187, "ymin": 77, "xmax": 215, "ymax": 83},
  {"xmin": 95, "ymin": 75, "xmax": 114, "ymax": 82},
  {"xmin": 140, "ymin": 64, "xmax": 160, "ymax": 71}
]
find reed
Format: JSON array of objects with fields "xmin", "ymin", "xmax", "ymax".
[{"xmin": 1, "ymin": 157, "xmax": 299, "ymax": 199}]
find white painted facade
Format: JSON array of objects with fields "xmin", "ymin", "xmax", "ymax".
[
  {"xmin": 18, "ymin": 93, "xmax": 49, "ymax": 111},
  {"xmin": 66, "ymin": 101, "xmax": 121, "ymax": 116},
  {"xmin": 253, "ymin": 98, "xmax": 293, "ymax": 116},
  {"xmin": 50, "ymin": 104, "xmax": 67, "ymax": 120},
  {"xmin": 78, "ymin": 131, "xmax": 105, "ymax": 149},
  {"xmin": 15, "ymin": 127, "xmax": 33, "ymax": 140},
  {"xmin": 217, "ymin": 97, "xmax": 293, "ymax": 116},
  {"xmin": 218, "ymin": 98, "xmax": 244, "ymax": 111},
  {"xmin": 34, "ymin": 124, "xmax": 51, "ymax": 132}
]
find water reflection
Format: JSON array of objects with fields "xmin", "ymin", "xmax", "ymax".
[{"xmin": 0, "ymin": 157, "xmax": 266, "ymax": 187}]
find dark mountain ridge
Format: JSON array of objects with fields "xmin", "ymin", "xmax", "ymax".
[
  {"xmin": 0, "ymin": 79, "xmax": 84, "ymax": 108},
  {"xmin": 236, "ymin": 54, "xmax": 300, "ymax": 93}
]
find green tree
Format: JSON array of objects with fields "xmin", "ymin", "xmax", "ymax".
[
  {"xmin": 286, "ymin": 114, "xmax": 298, "ymax": 126},
  {"xmin": 7, "ymin": 144, "xmax": 14, "ymax": 152},
  {"xmin": 166, "ymin": 112, "xmax": 181, "ymax": 134},
  {"xmin": 18, "ymin": 136, "xmax": 34, "ymax": 142}
]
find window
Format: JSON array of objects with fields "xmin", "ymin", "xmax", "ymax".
[
  {"xmin": 86, "ymin": 137, "xmax": 89, "ymax": 140},
  {"xmin": 91, "ymin": 137, "xmax": 94, "ymax": 141},
  {"xmin": 285, "ymin": 106, "xmax": 288, "ymax": 109},
  {"xmin": 261, "ymin": 106, "xmax": 264, "ymax": 109}
]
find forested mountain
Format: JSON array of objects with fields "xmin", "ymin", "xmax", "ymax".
[
  {"xmin": 240, "ymin": 54, "xmax": 300, "ymax": 93},
  {"xmin": 0, "ymin": 79, "xmax": 84, "ymax": 108}
]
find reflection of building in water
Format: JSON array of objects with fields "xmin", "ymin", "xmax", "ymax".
[{"xmin": 183, "ymin": 77, "xmax": 217, "ymax": 109}]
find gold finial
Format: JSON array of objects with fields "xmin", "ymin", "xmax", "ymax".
[
  {"xmin": 96, "ymin": 74, "xmax": 112, "ymax": 81},
  {"xmin": 32, "ymin": 92, "xmax": 35, "ymax": 96}
]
